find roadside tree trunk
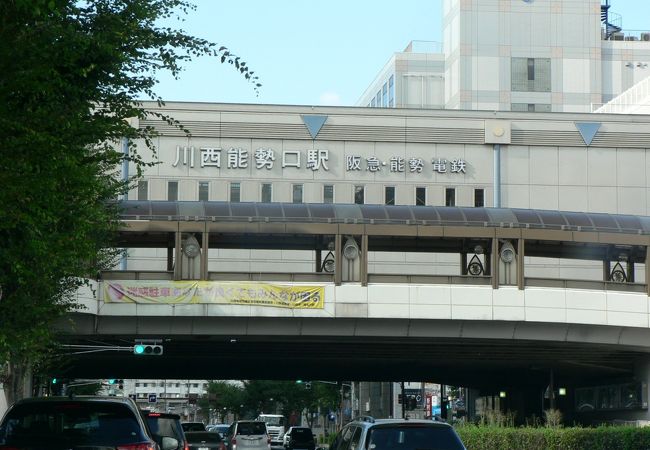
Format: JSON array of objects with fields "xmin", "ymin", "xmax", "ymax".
[{"xmin": 2, "ymin": 359, "xmax": 28, "ymax": 407}]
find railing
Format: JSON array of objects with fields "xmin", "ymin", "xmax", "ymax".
[
  {"xmin": 99, "ymin": 271, "xmax": 647, "ymax": 293},
  {"xmin": 402, "ymin": 40, "xmax": 442, "ymax": 53},
  {"xmin": 604, "ymin": 29, "xmax": 650, "ymax": 41},
  {"xmin": 593, "ymin": 75, "xmax": 650, "ymax": 113}
]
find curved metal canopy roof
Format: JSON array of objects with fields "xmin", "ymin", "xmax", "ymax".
[{"xmin": 118, "ymin": 201, "xmax": 650, "ymax": 235}]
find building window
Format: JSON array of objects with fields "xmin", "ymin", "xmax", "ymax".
[
  {"xmin": 230, "ymin": 182, "xmax": 241, "ymax": 202},
  {"xmin": 474, "ymin": 188, "xmax": 485, "ymax": 207},
  {"xmin": 385, "ymin": 186, "xmax": 395, "ymax": 205},
  {"xmin": 292, "ymin": 184, "xmax": 303, "ymax": 203},
  {"xmin": 375, "ymin": 92, "xmax": 382, "ymax": 108},
  {"xmin": 511, "ymin": 103, "xmax": 552, "ymax": 112},
  {"xmin": 354, "ymin": 185, "xmax": 365, "ymax": 205},
  {"xmin": 511, "ymin": 57, "xmax": 551, "ymax": 92},
  {"xmin": 324, "ymin": 184, "xmax": 334, "ymax": 203},
  {"xmin": 382, "ymin": 82, "xmax": 388, "ymax": 107},
  {"xmin": 198, "ymin": 181, "xmax": 209, "ymax": 201},
  {"xmin": 261, "ymin": 183, "xmax": 272, "ymax": 202},
  {"xmin": 415, "ymin": 187, "xmax": 426, "ymax": 206},
  {"xmin": 371, "ymin": 97, "xmax": 376, "ymax": 107},
  {"xmin": 445, "ymin": 188, "xmax": 456, "ymax": 207},
  {"xmin": 167, "ymin": 181, "xmax": 178, "ymax": 201},
  {"xmin": 388, "ymin": 75, "xmax": 395, "ymax": 107},
  {"xmin": 137, "ymin": 180, "xmax": 148, "ymax": 200}
]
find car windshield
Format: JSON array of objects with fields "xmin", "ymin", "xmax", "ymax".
[
  {"xmin": 186, "ymin": 431, "xmax": 222, "ymax": 443},
  {"xmin": 237, "ymin": 422, "xmax": 267, "ymax": 435},
  {"xmin": 0, "ymin": 401, "xmax": 146, "ymax": 447},
  {"xmin": 366, "ymin": 425, "xmax": 465, "ymax": 450},
  {"xmin": 261, "ymin": 416, "xmax": 285, "ymax": 426},
  {"xmin": 291, "ymin": 428, "xmax": 313, "ymax": 442},
  {"xmin": 182, "ymin": 422, "xmax": 206, "ymax": 432},
  {"xmin": 145, "ymin": 414, "xmax": 184, "ymax": 442}
]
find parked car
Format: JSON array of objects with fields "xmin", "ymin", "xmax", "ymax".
[
  {"xmin": 224, "ymin": 420, "xmax": 270, "ymax": 450},
  {"xmin": 144, "ymin": 411, "xmax": 188, "ymax": 450},
  {"xmin": 283, "ymin": 426, "xmax": 315, "ymax": 450},
  {"xmin": 328, "ymin": 416, "xmax": 466, "ymax": 450},
  {"xmin": 186, "ymin": 430, "xmax": 225, "ymax": 450},
  {"xmin": 183, "ymin": 421, "xmax": 207, "ymax": 432},
  {"xmin": 0, "ymin": 395, "xmax": 166, "ymax": 450}
]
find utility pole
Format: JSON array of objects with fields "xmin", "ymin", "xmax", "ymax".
[{"xmin": 400, "ymin": 382, "xmax": 405, "ymax": 419}]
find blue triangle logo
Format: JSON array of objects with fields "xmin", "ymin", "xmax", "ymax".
[
  {"xmin": 575, "ymin": 122, "xmax": 601, "ymax": 146},
  {"xmin": 301, "ymin": 115, "xmax": 328, "ymax": 139}
]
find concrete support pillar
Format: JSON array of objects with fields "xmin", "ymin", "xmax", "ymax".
[
  {"xmin": 361, "ymin": 234, "xmax": 368, "ymax": 286},
  {"xmin": 491, "ymin": 238, "xmax": 499, "ymax": 289},
  {"xmin": 201, "ymin": 231, "xmax": 209, "ymax": 280},
  {"xmin": 174, "ymin": 230, "xmax": 182, "ymax": 280},
  {"xmin": 517, "ymin": 239, "xmax": 525, "ymax": 290},
  {"xmin": 334, "ymin": 234, "xmax": 342, "ymax": 286}
]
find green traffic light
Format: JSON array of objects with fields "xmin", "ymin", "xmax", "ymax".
[
  {"xmin": 108, "ymin": 379, "xmax": 116, "ymax": 384},
  {"xmin": 296, "ymin": 380, "xmax": 303, "ymax": 384},
  {"xmin": 52, "ymin": 378, "xmax": 57, "ymax": 384},
  {"xmin": 134, "ymin": 344, "xmax": 145, "ymax": 354}
]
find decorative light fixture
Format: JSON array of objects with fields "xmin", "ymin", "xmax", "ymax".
[
  {"xmin": 500, "ymin": 241, "xmax": 515, "ymax": 263},
  {"xmin": 559, "ymin": 387, "xmax": 567, "ymax": 396},
  {"xmin": 343, "ymin": 237, "xmax": 359, "ymax": 260},
  {"xmin": 182, "ymin": 235, "xmax": 200, "ymax": 258},
  {"xmin": 499, "ymin": 391, "xmax": 507, "ymax": 398}
]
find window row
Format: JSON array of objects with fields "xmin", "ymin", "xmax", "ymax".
[
  {"xmin": 368, "ymin": 74, "xmax": 395, "ymax": 108},
  {"xmin": 138, "ymin": 180, "xmax": 486, "ymax": 207},
  {"xmin": 135, "ymin": 382, "xmax": 203, "ymax": 388}
]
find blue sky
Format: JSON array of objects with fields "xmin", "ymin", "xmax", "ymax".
[{"xmin": 151, "ymin": 0, "xmax": 650, "ymax": 107}]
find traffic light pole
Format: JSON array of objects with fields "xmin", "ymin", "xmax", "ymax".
[
  {"xmin": 400, "ymin": 382, "xmax": 405, "ymax": 419},
  {"xmin": 59, "ymin": 344, "xmax": 136, "ymax": 355}
]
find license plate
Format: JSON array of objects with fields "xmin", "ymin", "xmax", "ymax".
[{"xmin": 198, "ymin": 447, "xmax": 209, "ymax": 450}]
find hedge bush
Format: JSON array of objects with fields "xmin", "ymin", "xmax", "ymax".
[{"xmin": 455, "ymin": 425, "xmax": 650, "ymax": 450}]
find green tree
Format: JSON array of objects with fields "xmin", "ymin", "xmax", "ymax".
[
  {"xmin": 0, "ymin": 0, "xmax": 258, "ymax": 405},
  {"xmin": 203, "ymin": 381, "xmax": 246, "ymax": 422}
]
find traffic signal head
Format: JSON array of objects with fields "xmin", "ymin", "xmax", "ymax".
[
  {"xmin": 108, "ymin": 379, "xmax": 116, "ymax": 385},
  {"xmin": 133, "ymin": 344, "xmax": 163, "ymax": 355},
  {"xmin": 51, "ymin": 378, "xmax": 58, "ymax": 385}
]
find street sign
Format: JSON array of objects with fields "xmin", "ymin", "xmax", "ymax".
[{"xmin": 148, "ymin": 393, "xmax": 157, "ymax": 403}]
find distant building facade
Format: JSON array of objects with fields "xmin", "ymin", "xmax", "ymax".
[{"xmin": 358, "ymin": 0, "xmax": 650, "ymax": 112}]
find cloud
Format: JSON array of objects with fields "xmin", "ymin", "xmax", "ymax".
[{"xmin": 319, "ymin": 91, "xmax": 342, "ymax": 106}]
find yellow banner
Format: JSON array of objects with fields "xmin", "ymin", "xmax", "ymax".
[{"xmin": 103, "ymin": 280, "xmax": 324, "ymax": 309}]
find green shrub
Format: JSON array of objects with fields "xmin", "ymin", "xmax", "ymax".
[{"xmin": 455, "ymin": 425, "xmax": 650, "ymax": 450}]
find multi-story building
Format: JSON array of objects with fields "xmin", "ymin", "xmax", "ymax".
[
  {"xmin": 358, "ymin": 0, "xmax": 650, "ymax": 113},
  {"xmin": 124, "ymin": 379, "xmax": 208, "ymax": 417}
]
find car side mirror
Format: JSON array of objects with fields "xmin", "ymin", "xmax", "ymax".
[{"xmin": 161, "ymin": 436, "xmax": 179, "ymax": 450}]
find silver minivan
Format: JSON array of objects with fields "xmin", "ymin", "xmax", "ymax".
[{"xmin": 224, "ymin": 420, "xmax": 271, "ymax": 450}]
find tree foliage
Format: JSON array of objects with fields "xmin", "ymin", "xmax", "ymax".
[
  {"xmin": 0, "ymin": 0, "xmax": 259, "ymax": 404},
  {"xmin": 204, "ymin": 380, "xmax": 340, "ymax": 425}
]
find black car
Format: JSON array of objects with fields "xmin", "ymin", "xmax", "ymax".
[
  {"xmin": 144, "ymin": 411, "xmax": 188, "ymax": 450},
  {"xmin": 0, "ymin": 395, "xmax": 163, "ymax": 450},
  {"xmin": 186, "ymin": 430, "xmax": 225, "ymax": 450},
  {"xmin": 283, "ymin": 426, "xmax": 315, "ymax": 450}
]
